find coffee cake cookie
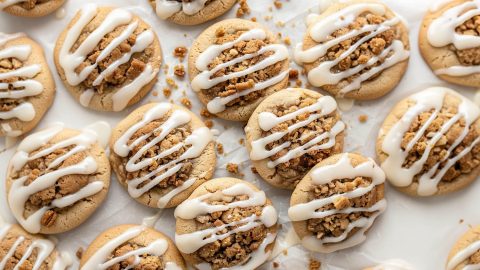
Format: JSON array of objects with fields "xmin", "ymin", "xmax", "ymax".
[
  {"xmin": 295, "ymin": 0, "xmax": 410, "ymax": 100},
  {"xmin": 150, "ymin": 0, "xmax": 237, "ymax": 25},
  {"xmin": 245, "ymin": 88, "xmax": 345, "ymax": 189},
  {"xmin": 288, "ymin": 153, "xmax": 386, "ymax": 253},
  {"xmin": 6, "ymin": 122, "xmax": 111, "ymax": 234},
  {"xmin": 446, "ymin": 226, "xmax": 480, "ymax": 270},
  {"xmin": 80, "ymin": 224, "xmax": 186, "ymax": 270},
  {"xmin": 110, "ymin": 102, "xmax": 215, "ymax": 209},
  {"xmin": 419, "ymin": 0, "xmax": 480, "ymax": 87},
  {"xmin": 377, "ymin": 87, "xmax": 480, "ymax": 196},
  {"xmin": 0, "ymin": 0, "xmax": 64, "ymax": 17},
  {"xmin": 189, "ymin": 18, "xmax": 290, "ymax": 121},
  {"xmin": 0, "ymin": 33, "xmax": 55, "ymax": 137},
  {"xmin": 54, "ymin": 4, "xmax": 162, "ymax": 112},
  {"xmin": 175, "ymin": 178, "xmax": 278, "ymax": 269}
]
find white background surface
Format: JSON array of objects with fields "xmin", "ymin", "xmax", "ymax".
[{"xmin": 1, "ymin": 0, "xmax": 479, "ymax": 269}]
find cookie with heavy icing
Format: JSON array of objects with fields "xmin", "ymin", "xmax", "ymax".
[
  {"xmin": 54, "ymin": 4, "xmax": 162, "ymax": 112},
  {"xmin": 6, "ymin": 122, "xmax": 111, "ymax": 234},
  {"xmin": 419, "ymin": 0, "xmax": 480, "ymax": 87},
  {"xmin": 295, "ymin": 0, "xmax": 410, "ymax": 100},
  {"xmin": 175, "ymin": 178, "xmax": 278, "ymax": 269},
  {"xmin": 446, "ymin": 226, "xmax": 480, "ymax": 270},
  {"xmin": 0, "ymin": 33, "xmax": 55, "ymax": 137},
  {"xmin": 80, "ymin": 224, "xmax": 186, "ymax": 270},
  {"xmin": 288, "ymin": 153, "xmax": 386, "ymax": 253},
  {"xmin": 109, "ymin": 102, "xmax": 215, "ymax": 209},
  {"xmin": 376, "ymin": 87, "xmax": 480, "ymax": 197},
  {"xmin": 188, "ymin": 18, "xmax": 290, "ymax": 121},
  {"xmin": 245, "ymin": 88, "xmax": 345, "ymax": 190},
  {"xmin": 149, "ymin": 0, "xmax": 237, "ymax": 25},
  {"xmin": 0, "ymin": 0, "xmax": 64, "ymax": 17}
]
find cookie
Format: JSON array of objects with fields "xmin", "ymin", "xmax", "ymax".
[
  {"xmin": 295, "ymin": 0, "xmax": 410, "ymax": 100},
  {"xmin": 446, "ymin": 226, "xmax": 480, "ymax": 270},
  {"xmin": 54, "ymin": 4, "xmax": 162, "ymax": 112},
  {"xmin": 288, "ymin": 153, "xmax": 386, "ymax": 253},
  {"xmin": 0, "ymin": 0, "xmax": 64, "ymax": 17},
  {"xmin": 245, "ymin": 88, "xmax": 345, "ymax": 190},
  {"xmin": 80, "ymin": 224, "xmax": 186, "ymax": 270},
  {"xmin": 419, "ymin": 0, "xmax": 480, "ymax": 87},
  {"xmin": 188, "ymin": 18, "xmax": 290, "ymax": 121},
  {"xmin": 376, "ymin": 87, "xmax": 480, "ymax": 197},
  {"xmin": 175, "ymin": 178, "xmax": 278, "ymax": 269},
  {"xmin": 0, "ymin": 33, "xmax": 55, "ymax": 137},
  {"xmin": 6, "ymin": 122, "xmax": 111, "ymax": 234},
  {"xmin": 149, "ymin": 0, "xmax": 237, "ymax": 25},
  {"xmin": 109, "ymin": 102, "xmax": 216, "ymax": 209}
]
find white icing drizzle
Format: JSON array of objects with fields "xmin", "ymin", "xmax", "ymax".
[
  {"xmin": 8, "ymin": 122, "xmax": 111, "ymax": 233},
  {"xmin": 191, "ymin": 28, "xmax": 289, "ymax": 114},
  {"xmin": 58, "ymin": 4, "xmax": 159, "ymax": 111},
  {"xmin": 380, "ymin": 87, "xmax": 480, "ymax": 196},
  {"xmin": 447, "ymin": 240, "xmax": 480, "ymax": 270},
  {"xmin": 155, "ymin": 0, "xmax": 208, "ymax": 19},
  {"xmin": 250, "ymin": 94, "xmax": 345, "ymax": 168},
  {"xmin": 113, "ymin": 103, "xmax": 213, "ymax": 208},
  {"xmin": 294, "ymin": 3, "xmax": 409, "ymax": 96},
  {"xmin": 288, "ymin": 154, "xmax": 386, "ymax": 253}
]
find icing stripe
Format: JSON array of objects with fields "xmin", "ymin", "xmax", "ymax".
[
  {"xmin": 447, "ymin": 240, "xmax": 480, "ymax": 270},
  {"xmin": 155, "ymin": 0, "xmax": 208, "ymax": 19}
]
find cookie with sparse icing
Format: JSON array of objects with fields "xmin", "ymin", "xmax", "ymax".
[
  {"xmin": 80, "ymin": 224, "xmax": 186, "ymax": 270},
  {"xmin": 0, "ymin": 0, "xmax": 64, "ymax": 17},
  {"xmin": 175, "ymin": 178, "xmax": 278, "ymax": 269},
  {"xmin": 149, "ymin": 0, "xmax": 237, "ymax": 25},
  {"xmin": 245, "ymin": 88, "xmax": 345, "ymax": 190},
  {"xmin": 288, "ymin": 153, "xmax": 386, "ymax": 253},
  {"xmin": 54, "ymin": 4, "xmax": 162, "ymax": 112},
  {"xmin": 6, "ymin": 122, "xmax": 111, "ymax": 234},
  {"xmin": 446, "ymin": 226, "xmax": 480, "ymax": 270},
  {"xmin": 295, "ymin": 0, "xmax": 410, "ymax": 100},
  {"xmin": 376, "ymin": 87, "xmax": 480, "ymax": 197},
  {"xmin": 109, "ymin": 102, "xmax": 216, "ymax": 209},
  {"xmin": 419, "ymin": 0, "xmax": 480, "ymax": 87},
  {"xmin": 0, "ymin": 33, "xmax": 55, "ymax": 137},
  {"xmin": 188, "ymin": 18, "xmax": 290, "ymax": 121}
]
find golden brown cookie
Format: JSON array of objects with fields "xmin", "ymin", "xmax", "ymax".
[
  {"xmin": 295, "ymin": 0, "xmax": 410, "ymax": 100},
  {"xmin": 0, "ymin": 0, "xmax": 64, "ymax": 17},
  {"xmin": 6, "ymin": 122, "xmax": 111, "ymax": 234},
  {"xmin": 175, "ymin": 178, "xmax": 278, "ymax": 269},
  {"xmin": 288, "ymin": 153, "xmax": 386, "ymax": 253},
  {"xmin": 245, "ymin": 88, "xmax": 345, "ymax": 190},
  {"xmin": 376, "ymin": 87, "xmax": 480, "ymax": 197},
  {"xmin": 54, "ymin": 4, "xmax": 162, "ymax": 112},
  {"xmin": 188, "ymin": 18, "xmax": 290, "ymax": 121},
  {"xmin": 80, "ymin": 224, "xmax": 186, "ymax": 270},
  {"xmin": 446, "ymin": 226, "xmax": 480, "ymax": 270},
  {"xmin": 109, "ymin": 102, "xmax": 216, "ymax": 209},
  {"xmin": 0, "ymin": 32, "xmax": 55, "ymax": 137}
]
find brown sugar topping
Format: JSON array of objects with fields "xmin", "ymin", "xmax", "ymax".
[{"xmin": 454, "ymin": 16, "xmax": 480, "ymax": 65}]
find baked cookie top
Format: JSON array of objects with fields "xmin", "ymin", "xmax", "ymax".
[
  {"xmin": 446, "ymin": 226, "xmax": 480, "ymax": 270},
  {"xmin": 288, "ymin": 153, "xmax": 386, "ymax": 253},
  {"xmin": 377, "ymin": 87, "xmax": 480, "ymax": 196},
  {"xmin": 0, "ymin": 0, "xmax": 64, "ymax": 17},
  {"xmin": 80, "ymin": 224, "xmax": 186, "ymax": 270},
  {"xmin": 110, "ymin": 102, "xmax": 215, "ymax": 209},
  {"xmin": 295, "ymin": 0, "xmax": 410, "ymax": 100},
  {"xmin": 245, "ymin": 88, "xmax": 345, "ymax": 189},
  {"xmin": 54, "ymin": 4, "xmax": 162, "ymax": 112},
  {"xmin": 188, "ymin": 18, "xmax": 290, "ymax": 121},
  {"xmin": 174, "ymin": 178, "xmax": 278, "ymax": 269},
  {"xmin": 6, "ymin": 122, "xmax": 111, "ymax": 234}
]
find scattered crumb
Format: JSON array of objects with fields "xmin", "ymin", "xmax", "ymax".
[
  {"xmin": 250, "ymin": 17, "xmax": 257, "ymax": 22},
  {"xmin": 204, "ymin": 119, "xmax": 214, "ymax": 128},
  {"xmin": 174, "ymin": 64, "xmax": 185, "ymax": 78},
  {"xmin": 273, "ymin": 262, "xmax": 280, "ymax": 268},
  {"xmin": 251, "ymin": 167, "xmax": 258, "ymax": 174},
  {"xmin": 236, "ymin": 0, "xmax": 250, "ymax": 17},
  {"xmin": 163, "ymin": 88, "xmax": 171, "ymax": 98},
  {"xmin": 358, "ymin": 114, "xmax": 368, "ymax": 123},
  {"xmin": 239, "ymin": 138, "xmax": 245, "ymax": 145},
  {"xmin": 275, "ymin": 20, "xmax": 285, "ymax": 27},
  {"xmin": 282, "ymin": 249, "xmax": 288, "ymax": 255},
  {"xmin": 216, "ymin": 143, "xmax": 224, "ymax": 155},
  {"xmin": 226, "ymin": 163, "xmax": 240, "ymax": 174},
  {"xmin": 166, "ymin": 77, "xmax": 178, "ymax": 88},
  {"xmin": 200, "ymin": 108, "xmax": 213, "ymax": 118},
  {"xmin": 180, "ymin": 97, "xmax": 192, "ymax": 109},
  {"xmin": 152, "ymin": 90, "xmax": 158, "ymax": 97},
  {"xmin": 173, "ymin": 46, "xmax": 187, "ymax": 59},
  {"xmin": 76, "ymin": 247, "xmax": 84, "ymax": 260},
  {"xmin": 264, "ymin": 15, "xmax": 272, "ymax": 21},
  {"xmin": 295, "ymin": 79, "xmax": 302, "ymax": 87},
  {"xmin": 309, "ymin": 258, "xmax": 321, "ymax": 270},
  {"xmin": 274, "ymin": 0, "xmax": 282, "ymax": 9},
  {"xmin": 460, "ymin": 219, "xmax": 464, "ymax": 224},
  {"xmin": 284, "ymin": 37, "xmax": 291, "ymax": 46},
  {"xmin": 289, "ymin": 69, "xmax": 299, "ymax": 80}
]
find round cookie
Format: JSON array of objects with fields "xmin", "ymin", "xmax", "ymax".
[
  {"xmin": 175, "ymin": 178, "xmax": 278, "ymax": 269},
  {"xmin": 0, "ymin": 32, "xmax": 55, "ymax": 137},
  {"xmin": 0, "ymin": 0, "xmax": 64, "ymax": 17},
  {"xmin": 109, "ymin": 102, "xmax": 216, "ymax": 209},
  {"xmin": 54, "ymin": 4, "xmax": 162, "ymax": 112},
  {"xmin": 376, "ymin": 87, "xmax": 480, "ymax": 197},
  {"xmin": 419, "ymin": 0, "xmax": 480, "ymax": 87},
  {"xmin": 245, "ymin": 88, "xmax": 345, "ymax": 190},
  {"xmin": 295, "ymin": 0, "xmax": 410, "ymax": 100},
  {"xmin": 188, "ymin": 18, "xmax": 290, "ymax": 121},
  {"xmin": 6, "ymin": 122, "xmax": 111, "ymax": 234},
  {"xmin": 80, "ymin": 224, "xmax": 186, "ymax": 270},
  {"xmin": 149, "ymin": 0, "xmax": 237, "ymax": 25},
  {"xmin": 288, "ymin": 153, "xmax": 386, "ymax": 253},
  {"xmin": 446, "ymin": 226, "xmax": 480, "ymax": 270}
]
